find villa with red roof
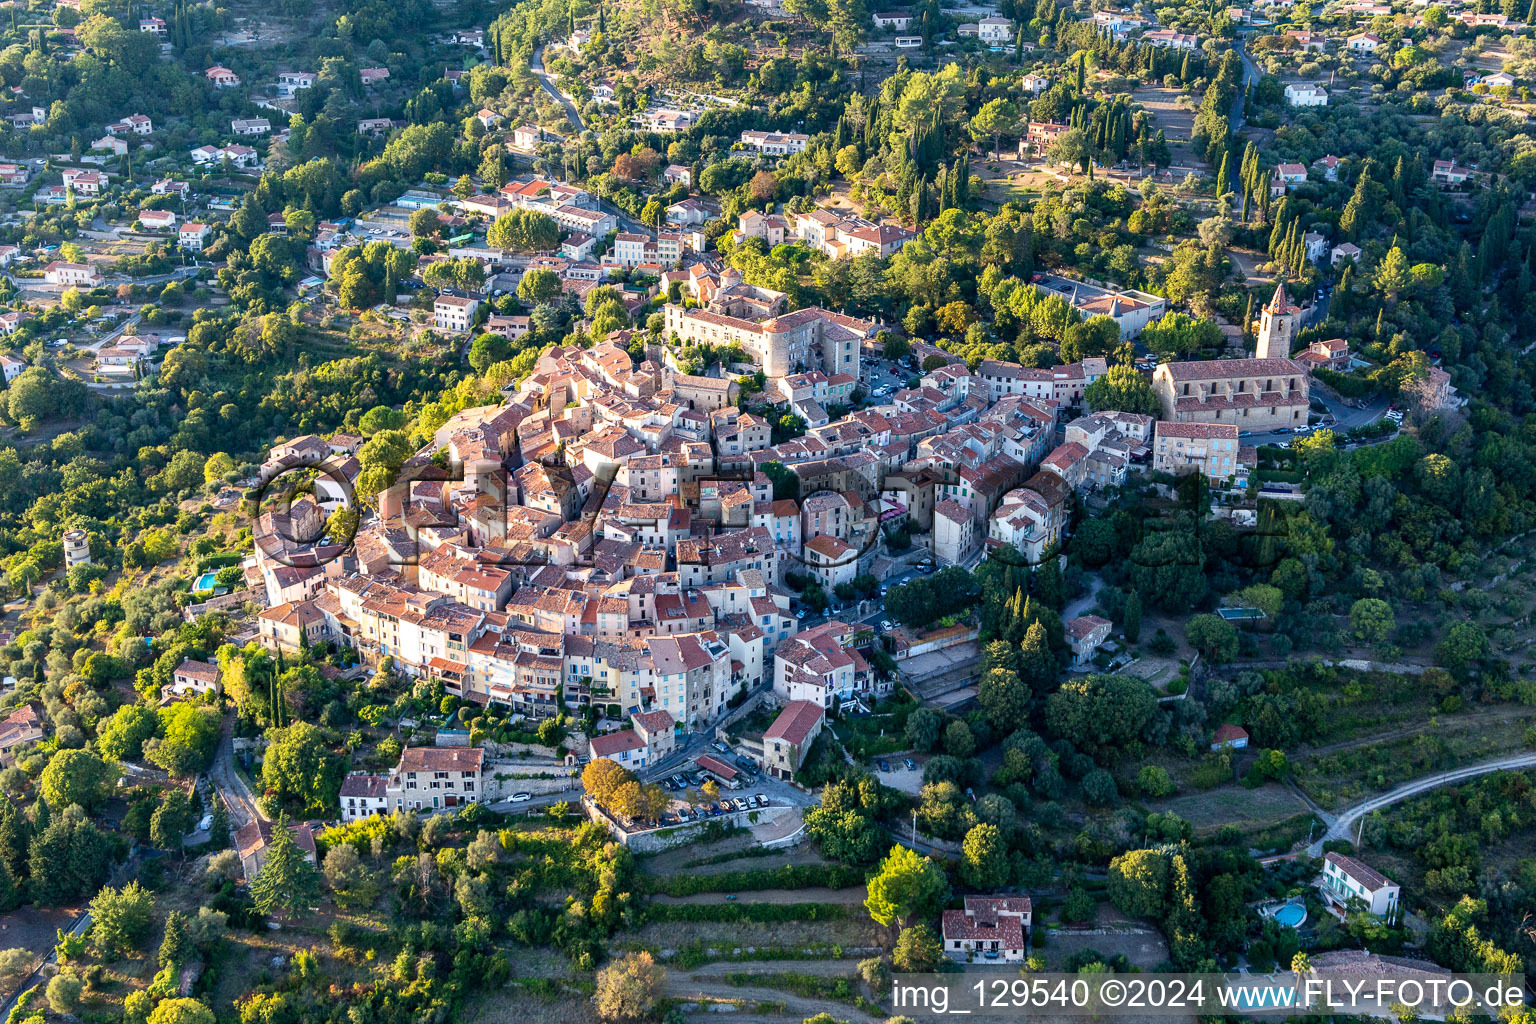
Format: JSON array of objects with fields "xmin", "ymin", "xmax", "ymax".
[{"xmin": 942, "ymin": 896, "xmax": 1033, "ymax": 962}]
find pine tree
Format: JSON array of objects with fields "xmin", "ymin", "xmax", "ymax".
[
  {"xmin": 1123, "ymin": 590, "xmax": 1142, "ymax": 642},
  {"xmin": 31, "ymin": 796, "xmax": 49, "ymax": 834},
  {"xmin": 248, "ymin": 815, "xmax": 321, "ymax": 918}
]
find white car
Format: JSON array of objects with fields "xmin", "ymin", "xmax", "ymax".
[
  {"xmin": 511, "ymin": 792, "xmax": 532, "ymax": 803},
  {"xmin": 880, "ymin": 619, "xmax": 894, "ymax": 631},
  {"xmin": 198, "ymin": 814, "xmax": 213, "ymax": 832}
]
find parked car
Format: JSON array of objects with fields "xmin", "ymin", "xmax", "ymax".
[
  {"xmin": 880, "ymin": 619, "xmax": 894, "ymax": 631},
  {"xmin": 903, "ymin": 758, "xmax": 917, "ymax": 771},
  {"xmin": 878, "ymin": 760, "xmax": 891, "ymax": 773},
  {"xmin": 511, "ymin": 792, "xmax": 531, "ymax": 803},
  {"xmin": 754, "ymin": 794, "xmax": 768, "ymax": 807},
  {"xmin": 198, "ymin": 814, "xmax": 213, "ymax": 832}
]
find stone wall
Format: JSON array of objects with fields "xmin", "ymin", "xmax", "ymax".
[
  {"xmin": 483, "ymin": 758, "xmax": 578, "ymax": 800},
  {"xmin": 583, "ymin": 797, "xmax": 794, "ymax": 853}
]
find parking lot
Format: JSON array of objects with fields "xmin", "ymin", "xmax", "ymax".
[{"xmin": 860, "ymin": 352, "xmax": 919, "ymax": 399}]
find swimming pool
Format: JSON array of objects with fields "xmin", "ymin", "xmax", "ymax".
[
  {"xmin": 1273, "ymin": 903, "xmax": 1307, "ymax": 928},
  {"xmin": 194, "ymin": 571, "xmax": 219, "ymax": 591}
]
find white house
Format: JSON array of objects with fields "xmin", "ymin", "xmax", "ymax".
[
  {"xmin": 139, "ymin": 209, "xmax": 177, "ymax": 230},
  {"xmin": 1330, "ymin": 242, "xmax": 1362, "ymax": 266},
  {"xmin": 231, "ymin": 117, "xmax": 271, "ymax": 136},
  {"xmin": 179, "ymin": 223, "xmax": 211, "ymax": 250},
  {"xmin": 1321, "ymin": 851, "xmax": 1401, "ymax": 918},
  {"xmin": 205, "ymin": 66, "xmax": 241, "ymax": 88},
  {"xmin": 1431, "ymin": 159, "xmax": 1473, "ymax": 186},
  {"xmin": 1346, "ymin": 31, "xmax": 1381, "ymax": 51},
  {"xmin": 106, "ymin": 113, "xmax": 153, "ymax": 136},
  {"xmin": 434, "ymin": 295, "xmax": 480, "ymax": 332},
  {"xmin": 43, "ymin": 261, "xmax": 102, "ymax": 287},
  {"xmin": 588, "ymin": 728, "xmax": 650, "ymax": 768},
  {"xmin": 1482, "ymin": 71, "xmax": 1516, "ymax": 89},
  {"xmin": 1304, "ymin": 231, "xmax": 1328, "ymax": 263},
  {"xmin": 942, "ymin": 897, "xmax": 1032, "ymax": 962},
  {"xmin": 977, "ymin": 16, "xmax": 1013, "ymax": 42},
  {"xmin": 168, "ymin": 658, "xmax": 221, "ymax": 697},
  {"xmin": 275, "ymin": 71, "xmax": 317, "ymax": 95},
  {"xmin": 0, "ymin": 353, "xmax": 26, "ymax": 380},
  {"xmin": 1284, "ymin": 83, "xmax": 1329, "ymax": 107},
  {"xmin": 739, "ymin": 130, "xmax": 810, "ymax": 156},
  {"xmin": 871, "ymin": 11, "xmax": 914, "ymax": 28},
  {"xmin": 339, "ymin": 773, "xmax": 388, "ymax": 821},
  {"xmin": 1210, "ymin": 723, "xmax": 1249, "ymax": 751},
  {"xmin": 62, "ymin": 169, "xmax": 105, "ymax": 195}
]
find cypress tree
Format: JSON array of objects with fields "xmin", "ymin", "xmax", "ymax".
[
  {"xmin": 0, "ymin": 800, "xmax": 28, "ymax": 880},
  {"xmin": 1123, "ymin": 590, "xmax": 1142, "ymax": 642},
  {"xmin": 158, "ymin": 910, "xmax": 191, "ymax": 970},
  {"xmin": 208, "ymin": 800, "xmax": 231, "ymax": 851},
  {"xmin": 0, "ymin": 861, "xmax": 18, "ymax": 913}
]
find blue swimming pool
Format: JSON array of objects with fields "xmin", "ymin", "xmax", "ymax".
[
  {"xmin": 194, "ymin": 571, "xmax": 219, "ymax": 591},
  {"xmin": 1273, "ymin": 903, "xmax": 1307, "ymax": 928}
]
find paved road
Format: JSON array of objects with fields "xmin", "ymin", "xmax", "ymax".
[
  {"xmin": 531, "ymin": 45, "xmax": 585, "ymax": 132},
  {"xmin": 1231, "ymin": 37, "xmax": 1263, "ymax": 130},
  {"xmin": 1305, "ymin": 752, "xmax": 1536, "ymax": 855},
  {"xmin": 209, "ymin": 711, "xmax": 264, "ymax": 829},
  {"xmin": 0, "ymin": 908, "xmax": 91, "ymax": 1019}
]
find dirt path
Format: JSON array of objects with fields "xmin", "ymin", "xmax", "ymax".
[
  {"xmin": 1310, "ymin": 752, "xmax": 1536, "ymax": 854},
  {"xmin": 652, "ymin": 886, "xmax": 867, "ymax": 906},
  {"xmin": 675, "ymin": 960, "xmax": 866, "ymax": 979},
  {"xmin": 1289, "ymin": 705, "xmax": 1529, "ymax": 760},
  {"xmin": 666, "ymin": 966, "xmax": 884, "ymax": 1024}
]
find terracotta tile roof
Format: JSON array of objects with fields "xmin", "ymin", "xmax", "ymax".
[{"xmin": 764, "ymin": 700, "xmax": 824, "ymax": 745}]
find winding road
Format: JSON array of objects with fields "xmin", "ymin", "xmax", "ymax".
[
  {"xmin": 1304, "ymin": 752, "xmax": 1536, "ymax": 855},
  {"xmin": 531, "ymin": 45, "xmax": 585, "ymax": 132}
]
